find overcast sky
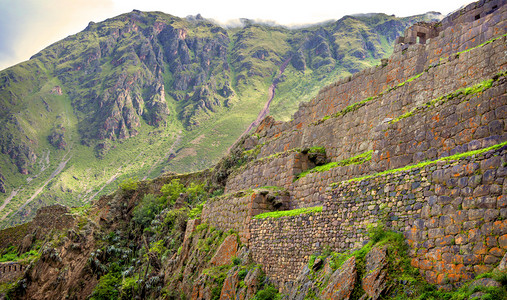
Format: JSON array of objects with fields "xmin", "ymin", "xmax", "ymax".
[{"xmin": 0, "ymin": 0, "xmax": 475, "ymax": 71}]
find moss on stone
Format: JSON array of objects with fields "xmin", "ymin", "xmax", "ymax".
[
  {"xmin": 297, "ymin": 150, "xmax": 372, "ymax": 180},
  {"xmin": 332, "ymin": 140, "xmax": 507, "ymax": 187},
  {"xmin": 253, "ymin": 206, "xmax": 323, "ymax": 219}
]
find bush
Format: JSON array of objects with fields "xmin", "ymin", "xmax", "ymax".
[
  {"xmin": 253, "ymin": 285, "xmax": 279, "ymax": 300},
  {"xmin": 132, "ymin": 194, "xmax": 163, "ymax": 227},
  {"xmin": 90, "ymin": 271, "xmax": 121, "ymax": 300},
  {"xmin": 120, "ymin": 275, "xmax": 139, "ymax": 299},
  {"xmin": 161, "ymin": 179, "xmax": 185, "ymax": 205},
  {"xmin": 188, "ymin": 202, "xmax": 205, "ymax": 219},
  {"xmin": 119, "ymin": 177, "xmax": 138, "ymax": 191},
  {"xmin": 186, "ymin": 183, "xmax": 206, "ymax": 202}
]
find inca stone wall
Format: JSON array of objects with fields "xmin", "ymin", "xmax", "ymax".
[
  {"xmin": 0, "ymin": 204, "xmax": 75, "ymax": 249},
  {"xmin": 202, "ymin": 190, "xmax": 289, "ymax": 244},
  {"xmin": 371, "ymin": 74, "xmax": 507, "ymax": 172},
  {"xmin": 225, "ymin": 152, "xmax": 312, "ymax": 194},
  {"xmin": 255, "ymin": 3, "xmax": 506, "ymax": 165},
  {"xmin": 249, "ymin": 146, "xmax": 507, "ymax": 287},
  {"xmin": 0, "ymin": 262, "xmax": 26, "ymax": 283}
]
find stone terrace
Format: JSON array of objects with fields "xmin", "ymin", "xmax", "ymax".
[{"xmin": 199, "ymin": 0, "xmax": 507, "ymax": 290}]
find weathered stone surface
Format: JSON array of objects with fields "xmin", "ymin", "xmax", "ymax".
[
  {"xmin": 322, "ymin": 256, "xmax": 356, "ymax": 300},
  {"xmin": 209, "ymin": 235, "xmax": 239, "ymax": 267},
  {"xmin": 220, "ymin": 267, "xmax": 239, "ymax": 300},
  {"xmin": 362, "ymin": 246, "xmax": 388, "ymax": 300},
  {"xmin": 191, "ymin": 274, "xmax": 212, "ymax": 300}
]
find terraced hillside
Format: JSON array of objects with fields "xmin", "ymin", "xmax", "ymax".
[
  {"xmin": 0, "ymin": 1, "xmax": 506, "ymax": 299},
  {"xmin": 0, "ymin": 11, "xmax": 440, "ymax": 227}
]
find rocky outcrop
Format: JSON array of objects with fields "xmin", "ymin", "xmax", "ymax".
[
  {"xmin": 362, "ymin": 247, "xmax": 388, "ymax": 300},
  {"xmin": 48, "ymin": 125, "xmax": 67, "ymax": 150},
  {"xmin": 209, "ymin": 235, "xmax": 239, "ymax": 267},
  {"xmin": 322, "ymin": 257, "xmax": 357, "ymax": 300}
]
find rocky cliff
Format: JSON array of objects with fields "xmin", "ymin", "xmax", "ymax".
[
  {"xmin": 0, "ymin": 10, "xmax": 439, "ymax": 229},
  {"xmin": 0, "ymin": 0, "xmax": 506, "ymax": 299}
]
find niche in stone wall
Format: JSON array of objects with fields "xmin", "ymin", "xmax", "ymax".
[{"xmin": 416, "ymin": 32, "xmax": 427, "ymax": 44}]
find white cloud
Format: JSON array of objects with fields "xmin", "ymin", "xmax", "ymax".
[{"xmin": 0, "ymin": 0, "xmax": 475, "ymax": 70}]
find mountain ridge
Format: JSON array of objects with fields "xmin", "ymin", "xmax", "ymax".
[{"xmin": 0, "ymin": 9, "xmax": 441, "ymax": 228}]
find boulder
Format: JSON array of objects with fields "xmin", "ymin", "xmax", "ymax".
[
  {"xmin": 322, "ymin": 256, "xmax": 356, "ymax": 300},
  {"xmin": 362, "ymin": 246, "xmax": 388, "ymax": 300},
  {"xmin": 209, "ymin": 235, "xmax": 238, "ymax": 267}
]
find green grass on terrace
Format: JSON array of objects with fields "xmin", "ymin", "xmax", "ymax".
[
  {"xmin": 296, "ymin": 150, "xmax": 373, "ymax": 180},
  {"xmin": 331, "ymin": 140, "xmax": 507, "ymax": 187},
  {"xmin": 253, "ymin": 205, "xmax": 323, "ymax": 219},
  {"xmin": 312, "ymin": 33, "xmax": 507, "ymax": 126}
]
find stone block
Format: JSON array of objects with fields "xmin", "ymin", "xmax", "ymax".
[
  {"xmin": 428, "ymin": 228, "xmax": 445, "ymax": 239},
  {"xmin": 500, "ymin": 234, "xmax": 507, "ymax": 250}
]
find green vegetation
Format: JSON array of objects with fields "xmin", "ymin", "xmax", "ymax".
[
  {"xmin": 297, "ymin": 150, "xmax": 372, "ymax": 180},
  {"xmin": 307, "ymin": 146, "xmax": 326, "ymax": 154},
  {"xmin": 252, "ymin": 285, "xmax": 280, "ymax": 300},
  {"xmin": 118, "ymin": 177, "xmax": 139, "ymax": 191},
  {"xmin": 0, "ymin": 245, "xmax": 39, "ymax": 263},
  {"xmin": 253, "ymin": 206, "xmax": 322, "ymax": 219},
  {"xmin": 313, "ymin": 33, "xmax": 507, "ymax": 126},
  {"xmin": 160, "ymin": 179, "xmax": 185, "ymax": 205},
  {"xmin": 132, "ymin": 194, "xmax": 164, "ymax": 228},
  {"xmin": 390, "ymin": 70, "xmax": 506, "ymax": 124},
  {"xmin": 332, "ymin": 140, "xmax": 507, "ymax": 186}
]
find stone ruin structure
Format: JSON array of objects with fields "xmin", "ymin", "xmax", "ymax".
[
  {"xmin": 0, "ymin": 262, "xmax": 26, "ymax": 283},
  {"xmin": 197, "ymin": 0, "xmax": 507, "ymax": 291}
]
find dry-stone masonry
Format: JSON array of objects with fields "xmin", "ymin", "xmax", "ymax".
[
  {"xmin": 250, "ymin": 146, "xmax": 507, "ymax": 288},
  {"xmin": 198, "ymin": 0, "xmax": 507, "ymax": 291}
]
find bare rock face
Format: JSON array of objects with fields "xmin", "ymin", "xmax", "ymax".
[
  {"xmin": 0, "ymin": 172, "xmax": 5, "ymax": 193},
  {"xmin": 362, "ymin": 246, "xmax": 388, "ymax": 300},
  {"xmin": 220, "ymin": 267, "xmax": 240, "ymax": 300},
  {"xmin": 241, "ymin": 266, "xmax": 262, "ymax": 299},
  {"xmin": 209, "ymin": 235, "xmax": 238, "ymax": 266},
  {"xmin": 191, "ymin": 274, "xmax": 212, "ymax": 300},
  {"xmin": 18, "ymin": 233, "xmax": 34, "ymax": 255},
  {"xmin": 322, "ymin": 256, "xmax": 357, "ymax": 300}
]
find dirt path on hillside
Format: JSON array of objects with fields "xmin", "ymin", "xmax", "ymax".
[
  {"xmin": 142, "ymin": 133, "xmax": 182, "ymax": 180},
  {"xmin": 17, "ymin": 152, "xmax": 73, "ymax": 212},
  {"xmin": 230, "ymin": 56, "xmax": 292, "ymax": 152}
]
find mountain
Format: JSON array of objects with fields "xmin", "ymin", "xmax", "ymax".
[
  {"xmin": 0, "ymin": 0, "xmax": 506, "ymax": 299},
  {"xmin": 0, "ymin": 10, "xmax": 441, "ymax": 228}
]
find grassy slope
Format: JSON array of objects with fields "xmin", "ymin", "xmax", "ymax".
[{"xmin": 0, "ymin": 12, "xmax": 438, "ymax": 227}]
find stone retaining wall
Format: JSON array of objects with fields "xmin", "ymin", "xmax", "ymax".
[
  {"xmin": 225, "ymin": 152, "xmax": 313, "ymax": 194},
  {"xmin": 0, "ymin": 262, "xmax": 26, "ymax": 283},
  {"xmin": 255, "ymin": 7, "xmax": 506, "ymax": 164},
  {"xmin": 371, "ymin": 74, "xmax": 507, "ymax": 172},
  {"xmin": 249, "ymin": 146, "xmax": 507, "ymax": 287},
  {"xmin": 202, "ymin": 190, "xmax": 289, "ymax": 244}
]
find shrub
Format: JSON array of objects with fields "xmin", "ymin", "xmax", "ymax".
[
  {"xmin": 89, "ymin": 271, "xmax": 121, "ymax": 300},
  {"xmin": 118, "ymin": 177, "xmax": 138, "ymax": 191},
  {"xmin": 132, "ymin": 194, "xmax": 163, "ymax": 228},
  {"xmin": 253, "ymin": 285, "xmax": 279, "ymax": 300},
  {"xmin": 186, "ymin": 183, "xmax": 206, "ymax": 202},
  {"xmin": 188, "ymin": 202, "xmax": 205, "ymax": 219},
  {"xmin": 161, "ymin": 179, "xmax": 185, "ymax": 205}
]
